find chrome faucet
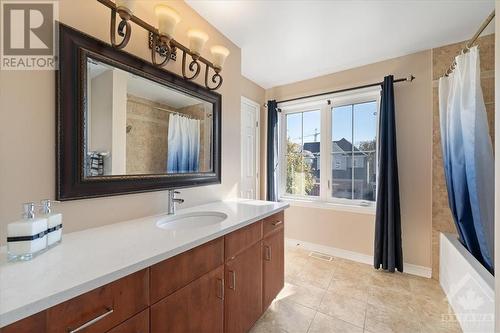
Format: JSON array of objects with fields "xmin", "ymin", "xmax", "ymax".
[{"xmin": 167, "ymin": 190, "xmax": 184, "ymax": 215}]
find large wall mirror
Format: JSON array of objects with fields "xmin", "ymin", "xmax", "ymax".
[
  {"xmin": 57, "ymin": 24, "xmax": 221, "ymax": 200},
  {"xmin": 86, "ymin": 57, "xmax": 213, "ymax": 177}
]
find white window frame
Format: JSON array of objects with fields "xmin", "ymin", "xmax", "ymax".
[
  {"xmin": 278, "ymin": 87, "xmax": 381, "ymax": 213},
  {"xmin": 279, "ymin": 99, "xmax": 324, "ymax": 201}
]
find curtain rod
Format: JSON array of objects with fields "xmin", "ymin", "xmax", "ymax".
[
  {"xmin": 445, "ymin": 10, "xmax": 495, "ymax": 76},
  {"xmin": 270, "ymin": 74, "xmax": 415, "ymax": 106},
  {"xmin": 128, "ymin": 98, "xmax": 205, "ymax": 119}
]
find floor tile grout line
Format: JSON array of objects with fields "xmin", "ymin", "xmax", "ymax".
[
  {"xmin": 278, "ymin": 294, "xmax": 322, "ymax": 312},
  {"xmin": 362, "ymin": 305, "xmax": 368, "ymax": 332},
  {"xmin": 305, "ymin": 311, "xmax": 318, "ymax": 333},
  {"xmin": 314, "ymin": 308, "xmax": 366, "ymax": 331}
]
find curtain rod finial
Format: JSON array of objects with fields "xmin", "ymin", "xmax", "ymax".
[{"xmin": 407, "ymin": 74, "xmax": 415, "ymax": 82}]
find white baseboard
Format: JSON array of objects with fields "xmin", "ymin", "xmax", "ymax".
[{"xmin": 286, "ymin": 238, "xmax": 432, "ymax": 278}]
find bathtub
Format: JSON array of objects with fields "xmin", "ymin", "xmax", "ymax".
[{"xmin": 439, "ymin": 232, "xmax": 494, "ymax": 333}]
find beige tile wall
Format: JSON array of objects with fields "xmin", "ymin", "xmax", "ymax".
[
  {"xmin": 126, "ymin": 95, "xmax": 170, "ymax": 174},
  {"xmin": 431, "ymin": 34, "xmax": 495, "ymax": 279},
  {"xmin": 126, "ymin": 95, "xmax": 211, "ymax": 174}
]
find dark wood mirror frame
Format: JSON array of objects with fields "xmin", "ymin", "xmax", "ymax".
[{"xmin": 57, "ymin": 23, "xmax": 222, "ymax": 201}]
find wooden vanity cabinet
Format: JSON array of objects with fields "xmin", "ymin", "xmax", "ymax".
[{"xmin": 2, "ymin": 211, "xmax": 286, "ymax": 333}]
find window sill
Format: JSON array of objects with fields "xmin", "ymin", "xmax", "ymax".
[{"xmin": 280, "ymin": 198, "xmax": 376, "ymax": 215}]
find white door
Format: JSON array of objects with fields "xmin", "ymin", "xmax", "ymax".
[{"xmin": 240, "ymin": 97, "xmax": 260, "ymax": 199}]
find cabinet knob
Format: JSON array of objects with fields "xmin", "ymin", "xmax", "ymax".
[
  {"xmin": 272, "ymin": 220, "xmax": 283, "ymax": 227},
  {"xmin": 228, "ymin": 270, "xmax": 236, "ymax": 290},
  {"xmin": 217, "ymin": 278, "xmax": 224, "ymax": 300},
  {"xmin": 264, "ymin": 245, "xmax": 272, "ymax": 261}
]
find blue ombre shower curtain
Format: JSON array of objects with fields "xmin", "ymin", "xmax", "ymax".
[
  {"xmin": 167, "ymin": 114, "xmax": 200, "ymax": 173},
  {"xmin": 439, "ymin": 46, "xmax": 494, "ymax": 273}
]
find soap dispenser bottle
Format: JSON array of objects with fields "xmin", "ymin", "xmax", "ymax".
[
  {"xmin": 40, "ymin": 199, "xmax": 63, "ymax": 248},
  {"xmin": 7, "ymin": 203, "xmax": 48, "ymax": 261}
]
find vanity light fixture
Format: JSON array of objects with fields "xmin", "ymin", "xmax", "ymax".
[
  {"xmin": 98, "ymin": 0, "xmax": 229, "ymax": 90},
  {"xmin": 210, "ymin": 45, "xmax": 230, "ymax": 69},
  {"xmin": 155, "ymin": 4, "xmax": 180, "ymax": 38}
]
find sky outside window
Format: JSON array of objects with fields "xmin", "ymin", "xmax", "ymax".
[{"xmin": 286, "ymin": 102, "xmax": 377, "ymax": 146}]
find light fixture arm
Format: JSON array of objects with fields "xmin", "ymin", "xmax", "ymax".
[
  {"xmin": 110, "ymin": 9, "xmax": 131, "ymax": 49},
  {"xmin": 182, "ymin": 51, "xmax": 201, "ymax": 80},
  {"xmin": 97, "ymin": 0, "xmax": 225, "ymax": 91},
  {"xmin": 205, "ymin": 64, "xmax": 223, "ymax": 91}
]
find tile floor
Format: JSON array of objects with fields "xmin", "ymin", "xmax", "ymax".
[{"xmin": 250, "ymin": 245, "xmax": 462, "ymax": 333}]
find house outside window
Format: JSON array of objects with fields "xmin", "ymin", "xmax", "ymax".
[{"xmin": 279, "ymin": 87, "xmax": 380, "ymax": 210}]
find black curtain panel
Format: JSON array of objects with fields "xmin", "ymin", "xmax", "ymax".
[
  {"xmin": 266, "ymin": 100, "xmax": 279, "ymax": 201},
  {"xmin": 374, "ymin": 75, "xmax": 404, "ymax": 273}
]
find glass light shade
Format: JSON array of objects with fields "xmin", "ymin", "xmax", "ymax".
[
  {"xmin": 115, "ymin": 0, "xmax": 135, "ymax": 14},
  {"xmin": 210, "ymin": 45, "xmax": 230, "ymax": 69},
  {"xmin": 187, "ymin": 29, "xmax": 209, "ymax": 55},
  {"xmin": 155, "ymin": 4, "xmax": 181, "ymax": 38}
]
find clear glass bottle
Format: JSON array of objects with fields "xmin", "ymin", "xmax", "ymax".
[
  {"xmin": 7, "ymin": 203, "xmax": 48, "ymax": 261},
  {"xmin": 40, "ymin": 199, "xmax": 63, "ymax": 248}
]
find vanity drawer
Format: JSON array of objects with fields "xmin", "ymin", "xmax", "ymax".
[
  {"xmin": 225, "ymin": 221, "xmax": 262, "ymax": 260},
  {"xmin": 1, "ymin": 311, "xmax": 46, "ymax": 333},
  {"xmin": 150, "ymin": 237, "xmax": 224, "ymax": 303},
  {"xmin": 46, "ymin": 269, "xmax": 149, "ymax": 333},
  {"xmin": 106, "ymin": 308, "xmax": 149, "ymax": 333},
  {"xmin": 262, "ymin": 211, "xmax": 284, "ymax": 237}
]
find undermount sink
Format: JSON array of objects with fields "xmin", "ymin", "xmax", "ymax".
[{"xmin": 156, "ymin": 211, "xmax": 228, "ymax": 230}]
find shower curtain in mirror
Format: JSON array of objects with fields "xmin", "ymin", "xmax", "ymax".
[
  {"xmin": 167, "ymin": 114, "xmax": 200, "ymax": 173},
  {"xmin": 439, "ymin": 46, "xmax": 494, "ymax": 273}
]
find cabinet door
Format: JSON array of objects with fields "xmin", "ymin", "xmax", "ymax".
[
  {"xmin": 262, "ymin": 228, "xmax": 285, "ymax": 310},
  {"xmin": 151, "ymin": 265, "xmax": 224, "ymax": 333},
  {"xmin": 224, "ymin": 241, "xmax": 262, "ymax": 333}
]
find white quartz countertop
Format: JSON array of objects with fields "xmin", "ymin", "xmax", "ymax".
[{"xmin": 0, "ymin": 199, "xmax": 288, "ymax": 327}]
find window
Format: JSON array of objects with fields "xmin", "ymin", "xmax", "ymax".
[
  {"xmin": 284, "ymin": 109, "xmax": 321, "ymax": 197},
  {"xmin": 331, "ymin": 101, "xmax": 378, "ymax": 202},
  {"xmin": 279, "ymin": 88, "xmax": 380, "ymax": 208}
]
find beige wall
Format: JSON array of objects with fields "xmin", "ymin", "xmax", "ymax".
[
  {"xmin": 431, "ymin": 34, "xmax": 495, "ymax": 279},
  {"xmin": 265, "ymin": 51, "xmax": 433, "ymax": 268},
  {"xmin": 241, "ymin": 76, "xmax": 265, "ymax": 105},
  {"xmin": 0, "ymin": 0, "xmax": 243, "ymax": 243}
]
